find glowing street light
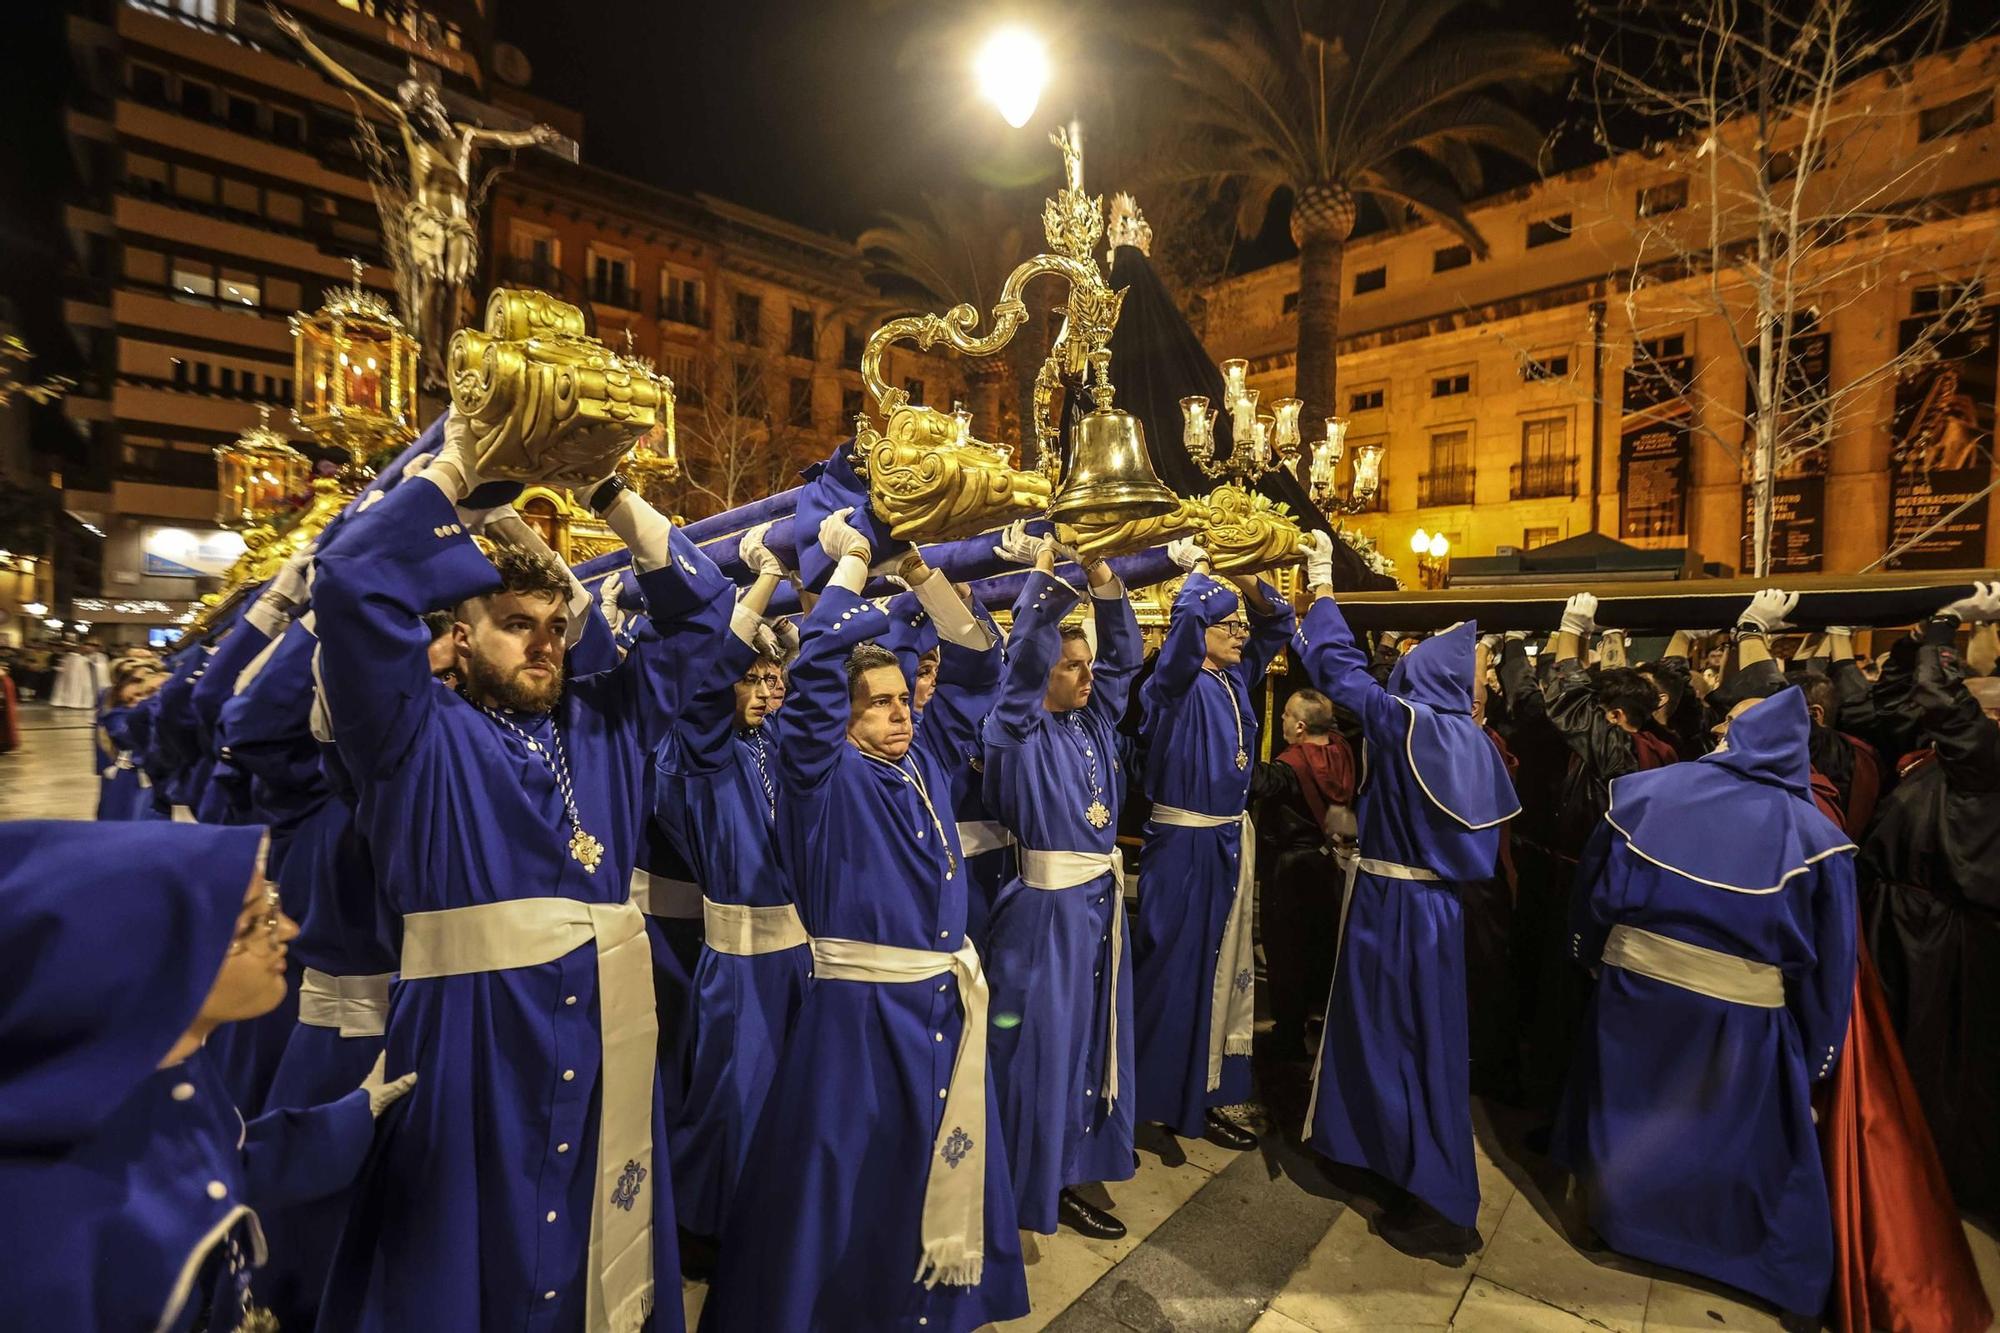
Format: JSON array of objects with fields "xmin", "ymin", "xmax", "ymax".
[
  {"xmin": 1410, "ymin": 527, "xmax": 1431, "ymax": 555},
  {"xmin": 23, "ymin": 601, "xmax": 48, "ymax": 617},
  {"xmin": 975, "ymin": 26, "xmax": 1049, "ymax": 129},
  {"xmin": 1429, "ymin": 532, "xmax": 1450, "ymax": 559}
]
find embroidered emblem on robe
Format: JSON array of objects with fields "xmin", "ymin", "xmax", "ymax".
[
  {"xmin": 612, "ymin": 1158, "xmax": 647, "ymax": 1210},
  {"xmin": 940, "ymin": 1126, "xmax": 974, "ymax": 1168}
]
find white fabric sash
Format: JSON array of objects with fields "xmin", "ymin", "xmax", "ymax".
[
  {"xmin": 401, "ymin": 898, "xmax": 657, "ymax": 1333},
  {"xmin": 809, "ymin": 936, "xmax": 989, "ymax": 1289},
  {"xmin": 1151, "ymin": 804, "xmax": 1257, "ymax": 1091},
  {"xmin": 701, "ymin": 897, "xmax": 810, "ymax": 957},
  {"xmin": 1601, "ymin": 923, "xmax": 1784, "ymax": 1008},
  {"xmin": 296, "ymin": 968, "xmax": 394, "ymax": 1038},
  {"xmin": 1017, "ymin": 848, "xmax": 1126, "ymax": 1107},
  {"xmin": 955, "ymin": 820, "xmax": 1015, "ymax": 858},
  {"xmin": 1308, "ymin": 851, "xmax": 1443, "ymax": 1125},
  {"xmin": 628, "ymin": 868, "xmax": 703, "ymax": 920}
]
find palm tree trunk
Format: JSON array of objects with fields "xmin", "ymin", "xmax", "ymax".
[{"xmin": 1292, "ymin": 230, "xmax": 1345, "ymax": 484}]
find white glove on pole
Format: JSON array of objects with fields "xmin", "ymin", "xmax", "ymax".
[
  {"xmin": 1738, "ymin": 587, "xmax": 1799, "ymax": 633},
  {"xmin": 359, "ymin": 1056, "xmax": 417, "ymax": 1119},
  {"xmin": 426, "ymin": 407, "xmax": 485, "ymax": 503},
  {"xmin": 598, "ymin": 572, "xmax": 632, "ymax": 641},
  {"xmin": 1166, "ymin": 537, "xmax": 1208, "ymax": 572},
  {"xmin": 817, "ymin": 507, "xmax": 870, "ymax": 563},
  {"xmin": 739, "ymin": 521, "xmax": 786, "ymax": 578},
  {"xmin": 268, "ymin": 549, "xmax": 314, "ymax": 608},
  {"xmin": 1938, "ymin": 579, "xmax": 2000, "ymax": 622},
  {"xmin": 1304, "ymin": 530, "xmax": 1335, "ymax": 589},
  {"xmin": 992, "ymin": 519, "xmax": 1043, "ymax": 566},
  {"xmin": 1559, "ymin": 592, "xmax": 1599, "ymax": 636}
]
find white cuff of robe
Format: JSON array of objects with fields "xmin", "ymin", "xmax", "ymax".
[
  {"xmin": 914, "ymin": 571, "xmax": 992, "ymax": 650},
  {"xmin": 830, "ymin": 552, "xmax": 869, "ymax": 594},
  {"xmin": 601, "ymin": 490, "xmax": 675, "ymax": 574},
  {"xmin": 729, "ymin": 599, "xmax": 764, "ymax": 648},
  {"xmin": 243, "ymin": 594, "xmax": 291, "ymax": 640},
  {"xmin": 1088, "ymin": 573, "xmax": 1127, "ymax": 600}
]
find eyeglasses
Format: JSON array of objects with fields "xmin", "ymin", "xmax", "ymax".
[
  {"xmin": 230, "ymin": 886, "xmax": 283, "ymax": 954},
  {"xmin": 1212, "ymin": 621, "xmax": 1251, "ymax": 638},
  {"xmin": 742, "ymin": 672, "xmax": 783, "ymax": 692}
]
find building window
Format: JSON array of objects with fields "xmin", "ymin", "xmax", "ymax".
[
  {"xmin": 732, "ymin": 292, "xmax": 762, "ymax": 345},
  {"xmin": 1637, "ymin": 333, "xmax": 1686, "ymax": 362},
  {"xmin": 218, "ymin": 269, "xmax": 260, "ymax": 309},
  {"xmin": 1352, "ymin": 265, "xmax": 1386, "ymax": 294},
  {"xmin": 1281, "ymin": 291, "xmax": 1300, "ymax": 315},
  {"xmin": 1525, "ymin": 213, "xmax": 1571, "ymax": 248},
  {"xmin": 128, "ymin": 62, "xmax": 169, "ymax": 105},
  {"xmin": 788, "ymin": 376, "xmax": 814, "ymax": 427},
  {"xmin": 590, "ymin": 253, "xmax": 634, "ymax": 308},
  {"xmin": 1431, "ymin": 371, "xmax": 1470, "ymax": 398},
  {"xmin": 171, "ymin": 357, "xmax": 187, "ymax": 388},
  {"xmin": 265, "ymin": 191, "xmax": 304, "ymax": 227},
  {"xmin": 226, "ymin": 94, "xmax": 259, "ymax": 133},
  {"xmin": 1918, "ymin": 91, "xmax": 1995, "ymax": 143},
  {"xmin": 173, "ymin": 165, "xmax": 216, "ymax": 205},
  {"xmin": 170, "ymin": 260, "xmax": 216, "ymax": 304},
  {"xmin": 841, "ymin": 387, "xmax": 865, "ymax": 422},
  {"xmin": 127, "ymin": 154, "xmax": 169, "ymax": 199},
  {"xmin": 903, "ymin": 377, "xmax": 925, "ymax": 406},
  {"xmin": 1523, "ymin": 525, "xmax": 1560, "ymax": 550},
  {"xmin": 1419, "ymin": 429, "xmax": 1474, "ymax": 506},
  {"xmin": 663, "ymin": 353, "xmax": 702, "ymax": 406},
  {"xmin": 193, "ymin": 361, "xmax": 212, "ymax": 391},
  {"xmin": 271, "ymin": 108, "xmax": 305, "ymax": 147},
  {"xmin": 221, "ymin": 178, "xmax": 260, "ymax": 218},
  {"xmin": 219, "ymin": 367, "xmax": 236, "ymax": 396},
  {"xmin": 661, "ymin": 272, "xmax": 704, "ymax": 327},
  {"xmin": 1513, "ymin": 417, "xmax": 1574, "ymax": 499},
  {"xmin": 842, "ymin": 325, "xmax": 865, "ymax": 370},
  {"xmin": 265, "ymin": 276, "xmax": 301, "ymax": 310},
  {"xmin": 789, "ymin": 308, "xmax": 817, "ymax": 360},
  {"xmin": 125, "ymin": 246, "xmax": 166, "ymax": 285},
  {"xmin": 1912, "ymin": 280, "xmax": 1983, "ymax": 315},
  {"xmin": 1432, "ymin": 244, "xmax": 1471, "ymax": 273},
  {"xmin": 1521, "ymin": 352, "xmax": 1570, "ymax": 381},
  {"xmin": 180, "ymin": 78, "xmax": 215, "ymax": 120},
  {"xmin": 1638, "ymin": 180, "xmax": 1688, "ymax": 217},
  {"xmin": 732, "ymin": 359, "xmax": 764, "ymax": 413},
  {"xmin": 1349, "ymin": 387, "xmax": 1384, "ymax": 413}
]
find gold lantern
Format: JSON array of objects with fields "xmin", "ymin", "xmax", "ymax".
[
  {"xmin": 291, "ymin": 257, "xmax": 420, "ymax": 469},
  {"xmin": 213, "ymin": 404, "xmax": 311, "ymax": 528}
]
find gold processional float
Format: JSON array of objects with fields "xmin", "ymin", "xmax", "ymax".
[{"xmin": 187, "ymin": 133, "xmax": 1325, "ymax": 639}]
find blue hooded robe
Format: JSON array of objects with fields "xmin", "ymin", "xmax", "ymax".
[
  {"xmin": 1552, "ymin": 688, "xmax": 1857, "ymax": 1317},
  {"xmin": 1293, "ymin": 601, "xmax": 1518, "ymax": 1230}
]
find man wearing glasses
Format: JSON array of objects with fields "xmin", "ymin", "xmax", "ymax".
[
  {"xmin": 653, "ymin": 524, "xmax": 812, "ymax": 1253},
  {"xmin": 1132, "ymin": 538, "xmax": 1296, "ymax": 1153}
]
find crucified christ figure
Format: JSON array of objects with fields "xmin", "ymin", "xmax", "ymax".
[{"xmin": 270, "ymin": 6, "xmax": 567, "ymax": 381}]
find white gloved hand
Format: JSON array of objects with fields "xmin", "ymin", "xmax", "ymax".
[
  {"xmin": 992, "ymin": 519, "xmax": 1044, "ymax": 566},
  {"xmin": 751, "ymin": 622, "xmax": 782, "ymax": 660},
  {"xmin": 1050, "ymin": 537, "xmax": 1086, "ymax": 569},
  {"xmin": 817, "ymin": 507, "xmax": 870, "ymax": 564},
  {"xmin": 431, "ymin": 407, "xmax": 486, "ymax": 500},
  {"xmin": 1166, "ymin": 537, "xmax": 1209, "ymax": 572},
  {"xmin": 597, "ymin": 572, "xmax": 632, "ymax": 641},
  {"xmin": 1559, "ymin": 592, "xmax": 1599, "ymax": 636},
  {"xmin": 771, "ymin": 618, "xmax": 801, "ymax": 659},
  {"xmin": 738, "ymin": 521, "xmax": 786, "ymax": 578},
  {"xmin": 1304, "ymin": 530, "xmax": 1335, "ymax": 589},
  {"xmin": 1738, "ymin": 587, "xmax": 1799, "ymax": 633},
  {"xmin": 360, "ymin": 1064, "xmax": 417, "ymax": 1119},
  {"xmin": 1938, "ymin": 579, "xmax": 2000, "ymax": 622},
  {"xmin": 1478, "ymin": 632, "xmax": 1502, "ymax": 655},
  {"xmin": 267, "ymin": 549, "xmax": 313, "ymax": 608}
]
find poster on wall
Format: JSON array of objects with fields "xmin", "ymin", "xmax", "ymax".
[
  {"xmin": 1887, "ymin": 309, "xmax": 1997, "ymax": 570},
  {"xmin": 1618, "ymin": 354, "xmax": 1693, "ymax": 540},
  {"xmin": 1739, "ymin": 330, "xmax": 1830, "ymax": 574}
]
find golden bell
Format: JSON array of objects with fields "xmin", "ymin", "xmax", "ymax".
[{"xmin": 1049, "ymin": 350, "xmax": 1180, "ymax": 527}]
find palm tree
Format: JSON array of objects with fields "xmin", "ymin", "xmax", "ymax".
[
  {"xmin": 858, "ymin": 189, "xmax": 1042, "ymax": 452},
  {"xmin": 1149, "ymin": 0, "xmax": 1569, "ymax": 452}
]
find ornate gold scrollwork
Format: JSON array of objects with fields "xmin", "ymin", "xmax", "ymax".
[
  {"xmin": 1057, "ymin": 496, "xmax": 1208, "ymax": 563},
  {"xmin": 857, "ymin": 402, "xmax": 1052, "ymax": 541},
  {"xmin": 448, "ymin": 289, "xmax": 674, "ymax": 488},
  {"xmin": 858, "ymin": 128, "xmax": 1127, "ymax": 484},
  {"xmin": 1198, "ymin": 484, "xmax": 1311, "ymax": 577}
]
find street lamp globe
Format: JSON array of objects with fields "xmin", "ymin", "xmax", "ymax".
[
  {"xmin": 1410, "ymin": 527, "xmax": 1430, "ymax": 555},
  {"xmin": 975, "ymin": 26, "xmax": 1049, "ymax": 128},
  {"xmin": 1429, "ymin": 532, "xmax": 1450, "ymax": 559}
]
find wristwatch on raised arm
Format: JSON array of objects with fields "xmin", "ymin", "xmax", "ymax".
[{"xmin": 587, "ymin": 474, "xmax": 630, "ymax": 516}]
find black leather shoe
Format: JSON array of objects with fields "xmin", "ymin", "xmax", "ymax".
[
  {"xmin": 1372, "ymin": 1197, "xmax": 1478, "ymax": 1264},
  {"xmin": 1204, "ymin": 1109, "xmax": 1258, "ymax": 1150},
  {"xmin": 1058, "ymin": 1189, "xmax": 1127, "ymax": 1240}
]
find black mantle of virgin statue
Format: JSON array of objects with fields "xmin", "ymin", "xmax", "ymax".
[{"xmin": 1056, "ymin": 244, "xmax": 1396, "ymax": 594}]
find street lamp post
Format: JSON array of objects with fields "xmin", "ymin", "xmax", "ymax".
[{"xmin": 1410, "ymin": 528, "xmax": 1450, "ymax": 588}]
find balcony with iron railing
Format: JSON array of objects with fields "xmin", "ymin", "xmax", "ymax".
[
  {"xmin": 661, "ymin": 298, "xmax": 707, "ymax": 329},
  {"xmin": 1417, "ymin": 467, "xmax": 1475, "ymax": 508},
  {"xmin": 588, "ymin": 280, "xmax": 641, "ymax": 311},
  {"xmin": 1510, "ymin": 456, "xmax": 1578, "ymax": 500}
]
